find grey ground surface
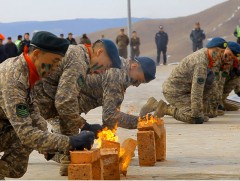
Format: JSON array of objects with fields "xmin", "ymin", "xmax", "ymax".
[{"xmin": 6, "ymin": 64, "xmax": 240, "ymax": 180}]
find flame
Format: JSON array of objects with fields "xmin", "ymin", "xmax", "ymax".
[
  {"xmin": 138, "ymin": 114, "xmax": 163, "ymax": 126},
  {"xmin": 97, "ymin": 123, "xmax": 118, "ymax": 148}
]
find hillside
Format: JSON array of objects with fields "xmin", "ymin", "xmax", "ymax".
[{"xmin": 86, "ymin": 0, "xmax": 240, "ymax": 62}]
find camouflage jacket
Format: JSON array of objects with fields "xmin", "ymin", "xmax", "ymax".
[
  {"xmin": 0, "ymin": 54, "xmax": 69, "ymax": 152},
  {"xmin": 39, "ymin": 44, "xmax": 90, "ymax": 135},
  {"xmin": 79, "ymin": 58, "xmax": 139, "ymax": 129},
  {"xmin": 162, "ymin": 48, "xmax": 210, "ymax": 118}
]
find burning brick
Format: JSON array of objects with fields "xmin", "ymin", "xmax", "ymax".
[
  {"xmin": 101, "ymin": 140, "xmax": 120, "ymax": 155},
  {"xmin": 100, "ymin": 148, "xmax": 120, "ymax": 180},
  {"xmin": 68, "ymin": 149, "xmax": 103, "ymax": 180},
  {"xmin": 119, "ymin": 138, "xmax": 137, "ymax": 176},
  {"xmin": 155, "ymin": 126, "xmax": 166, "ymax": 161},
  {"xmin": 137, "ymin": 130, "xmax": 156, "ymax": 166}
]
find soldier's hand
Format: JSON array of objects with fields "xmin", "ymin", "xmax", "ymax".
[
  {"xmin": 69, "ymin": 131, "xmax": 95, "ymax": 150},
  {"xmin": 81, "ymin": 123, "xmax": 103, "ymax": 139}
]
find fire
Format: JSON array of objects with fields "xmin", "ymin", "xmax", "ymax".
[
  {"xmin": 97, "ymin": 123, "xmax": 118, "ymax": 148},
  {"xmin": 138, "ymin": 114, "xmax": 163, "ymax": 125}
]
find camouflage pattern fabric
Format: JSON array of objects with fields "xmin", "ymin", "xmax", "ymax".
[
  {"xmin": 0, "ymin": 55, "xmax": 70, "ymax": 179},
  {"xmin": 222, "ymin": 76, "xmax": 240, "ymax": 100}
]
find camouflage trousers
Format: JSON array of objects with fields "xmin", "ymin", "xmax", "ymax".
[{"xmin": 0, "ymin": 120, "xmax": 32, "ymax": 179}]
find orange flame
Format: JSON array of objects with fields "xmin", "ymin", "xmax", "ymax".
[
  {"xmin": 97, "ymin": 123, "xmax": 118, "ymax": 148},
  {"xmin": 138, "ymin": 114, "xmax": 163, "ymax": 126}
]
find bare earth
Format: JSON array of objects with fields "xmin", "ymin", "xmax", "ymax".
[{"xmin": 7, "ymin": 65, "xmax": 240, "ymax": 180}]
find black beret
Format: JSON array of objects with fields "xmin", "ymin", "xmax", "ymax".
[
  {"xmin": 31, "ymin": 31, "xmax": 70, "ymax": 56},
  {"xmin": 135, "ymin": 57, "xmax": 156, "ymax": 82},
  {"xmin": 227, "ymin": 41, "xmax": 240, "ymax": 57},
  {"xmin": 206, "ymin": 37, "xmax": 227, "ymax": 49}
]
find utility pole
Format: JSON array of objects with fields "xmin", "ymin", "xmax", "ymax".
[{"xmin": 127, "ymin": 0, "xmax": 132, "ymax": 57}]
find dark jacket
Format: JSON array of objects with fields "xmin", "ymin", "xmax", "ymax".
[
  {"xmin": 155, "ymin": 31, "xmax": 168, "ymax": 49},
  {"xmin": 5, "ymin": 42, "xmax": 18, "ymax": 58},
  {"xmin": 116, "ymin": 34, "xmax": 129, "ymax": 49},
  {"xmin": 190, "ymin": 29, "xmax": 206, "ymax": 44},
  {"xmin": 79, "ymin": 37, "xmax": 91, "ymax": 45},
  {"xmin": 66, "ymin": 38, "xmax": 77, "ymax": 45},
  {"xmin": 130, "ymin": 37, "xmax": 140, "ymax": 50},
  {"xmin": 0, "ymin": 45, "xmax": 7, "ymax": 63},
  {"xmin": 19, "ymin": 39, "xmax": 31, "ymax": 55}
]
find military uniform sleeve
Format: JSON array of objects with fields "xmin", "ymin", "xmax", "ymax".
[
  {"xmin": 55, "ymin": 47, "xmax": 88, "ymax": 136},
  {"xmin": 101, "ymin": 69, "xmax": 138, "ymax": 129},
  {"xmin": 191, "ymin": 63, "xmax": 207, "ymax": 118},
  {"xmin": 233, "ymin": 77, "xmax": 240, "ymax": 94},
  {"xmin": 3, "ymin": 76, "xmax": 70, "ymax": 153}
]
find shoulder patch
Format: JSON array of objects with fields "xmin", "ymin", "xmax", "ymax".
[
  {"xmin": 77, "ymin": 74, "xmax": 85, "ymax": 88},
  {"xmin": 16, "ymin": 103, "xmax": 29, "ymax": 118},
  {"xmin": 197, "ymin": 77, "xmax": 205, "ymax": 85}
]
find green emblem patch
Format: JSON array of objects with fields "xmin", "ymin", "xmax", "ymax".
[
  {"xmin": 77, "ymin": 74, "xmax": 85, "ymax": 88},
  {"xmin": 197, "ymin": 77, "xmax": 205, "ymax": 84},
  {"xmin": 16, "ymin": 103, "xmax": 29, "ymax": 118}
]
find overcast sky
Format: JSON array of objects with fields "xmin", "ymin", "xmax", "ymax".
[{"xmin": 0, "ymin": 0, "xmax": 227, "ymax": 23}]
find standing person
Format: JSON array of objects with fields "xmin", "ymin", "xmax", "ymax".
[
  {"xmin": 0, "ymin": 39, "xmax": 7, "ymax": 63},
  {"xmin": 66, "ymin": 33, "xmax": 77, "ymax": 45},
  {"xmin": 155, "ymin": 25, "xmax": 168, "ymax": 65},
  {"xmin": 5, "ymin": 37, "xmax": 18, "ymax": 59},
  {"xmin": 19, "ymin": 33, "xmax": 31, "ymax": 54},
  {"xmin": 60, "ymin": 34, "xmax": 64, "ymax": 39},
  {"xmin": 14, "ymin": 35, "xmax": 22, "ymax": 52},
  {"xmin": 116, "ymin": 28, "xmax": 129, "ymax": 58},
  {"xmin": 140, "ymin": 37, "xmax": 232, "ymax": 124},
  {"xmin": 233, "ymin": 21, "xmax": 240, "ymax": 44},
  {"xmin": 0, "ymin": 31, "xmax": 95, "ymax": 180},
  {"xmin": 190, "ymin": 22, "xmax": 206, "ymax": 52},
  {"xmin": 130, "ymin": 31, "xmax": 140, "ymax": 58},
  {"xmin": 79, "ymin": 33, "xmax": 91, "ymax": 45}
]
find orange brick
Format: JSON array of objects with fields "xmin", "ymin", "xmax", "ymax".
[
  {"xmin": 137, "ymin": 121, "xmax": 162, "ymax": 139},
  {"xmin": 100, "ymin": 148, "xmax": 120, "ymax": 180},
  {"xmin": 101, "ymin": 140, "xmax": 120, "ymax": 155},
  {"xmin": 137, "ymin": 131, "xmax": 156, "ymax": 166},
  {"xmin": 92, "ymin": 159, "xmax": 103, "ymax": 180},
  {"xmin": 155, "ymin": 126, "xmax": 166, "ymax": 161},
  {"xmin": 70, "ymin": 148, "xmax": 100, "ymax": 164},
  {"xmin": 68, "ymin": 163, "xmax": 92, "ymax": 180},
  {"xmin": 119, "ymin": 138, "xmax": 137, "ymax": 176}
]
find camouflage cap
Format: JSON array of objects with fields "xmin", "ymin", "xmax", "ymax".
[
  {"xmin": 31, "ymin": 31, "xmax": 70, "ymax": 56},
  {"xmin": 101, "ymin": 39, "xmax": 122, "ymax": 69},
  {"xmin": 227, "ymin": 41, "xmax": 240, "ymax": 57},
  {"xmin": 206, "ymin": 37, "xmax": 227, "ymax": 49},
  {"xmin": 135, "ymin": 56, "xmax": 156, "ymax": 82}
]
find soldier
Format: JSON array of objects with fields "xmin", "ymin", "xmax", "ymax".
[
  {"xmin": 0, "ymin": 31, "xmax": 95, "ymax": 180},
  {"xmin": 130, "ymin": 31, "xmax": 140, "ymax": 58},
  {"xmin": 190, "ymin": 22, "xmax": 206, "ymax": 52},
  {"xmin": 116, "ymin": 28, "xmax": 129, "ymax": 58},
  {"xmin": 140, "ymin": 37, "xmax": 232, "ymax": 124}
]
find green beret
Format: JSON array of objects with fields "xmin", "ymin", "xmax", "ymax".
[{"xmin": 31, "ymin": 31, "xmax": 70, "ymax": 56}]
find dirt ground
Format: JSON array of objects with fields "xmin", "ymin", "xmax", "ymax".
[{"xmin": 7, "ymin": 64, "xmax": 240, "ymax": 180}]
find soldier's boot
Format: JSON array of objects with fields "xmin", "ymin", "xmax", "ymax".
[
  {"xmin": 223, "ymin": 102, "xmax": 239, "ymax": 111},
  {"xmin": 140, "ymin": 97, "xmax": 158, "ymax": 117},
  {"xmin": 59, "ymin": 155, "xmax": 70, "ymax": 176},
  {"xmin": 203, "ymin": 116, "xmax": 209, "ymax": 122},
  {"xmin": 154, "ymin": 99, "xmax": 175, "ymax": 118},
  {"xmin": 217, "ymin": 110, "xmax": 225, "ymax": 116}
]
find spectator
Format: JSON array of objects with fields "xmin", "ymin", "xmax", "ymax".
[
  {"xmin": 60, "ymin": 34, "xmax": 64, "ymax": 39},
  {"xmin": 116, "ymin": 28, "xmax": 129, "ymax": 58},
  {"xmin": 190, "ymin": 22, "xmax": 206, "ymax": 52},
  {"xmin": 155, "ymin": 25, "xmax": 168, "ymax": 65},
  {"xmin": 79, "ymin": 33, "xmax": 91, "ymax": 45},
  {"xmin": 5, "ymin": 37, "xmax": 18, "ymax": 58},
  {"xmin": 14, "ymin": 35, "xmax": 22, "ymax": 52},
  {"xmin": 233, "ymin": 21, "xmax": 240, "ymax": 44},
  {"xmin": 66, "ymin": 33, "xmax": 77, "ymax": 45},
  {"xmin": 130, "ymin": 31, "xmax": 140, "ymax": 58},
  {"xmin": 19, "ymin": 33, "xmax": 31, "ymax": 54},
  {"xmin": 0, "ymin": 39, "xmax": 7, "ymax": 63}
]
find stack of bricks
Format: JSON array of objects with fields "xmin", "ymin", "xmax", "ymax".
[
  {"xmin": 100, "ymin": 140, "xmax": 121, "ymax": 180},
  {"xmin": 137, "ymin": 117, "xmax": 166, "ymax": 166},
  {"xmin": 68, "ymin": 148, "xmax": 103, "ymax": 180}
]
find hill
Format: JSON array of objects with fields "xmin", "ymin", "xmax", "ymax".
[{"xmin": 86, "ymin": 0, "xmax": 240, "ymax": 62}]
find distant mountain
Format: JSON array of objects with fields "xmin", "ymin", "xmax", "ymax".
[
  {"xmin": 87, "ymin": 0, "xmax": 240, "ymax": 62},
  {"xmin": 0, "ymin": 18, "xmax": 147, "ymax": 40}
]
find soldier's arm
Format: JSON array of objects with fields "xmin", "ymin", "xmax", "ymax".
[
  {"xmin": 3, "ymin": 79, "xmax": 70, "ymax": 153},
  {"xmin": 233, "ymin": 77, "xmax": 240, "ymax": 94},
  {"xmin": 101, "ymin": 69, "xmax": 138, "ymax": 129},
  {"xmin": 55, "ymin": 48, "xmax": 88, "ymax": 135},
  {"xmin": 191, "ymin": 63, "xmax": 207, "ymax": 118}
]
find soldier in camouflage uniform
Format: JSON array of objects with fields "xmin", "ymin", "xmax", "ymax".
[
  {"xmin": 35, "ymin": 56, "xmax": 156, "ymax": 132},
  {"xmin": 140, "ymin": 37, "xmax": 233, "ymax": 124},
  {"xmin": 0, "ymin": 31, "xmax": 95, "ymax": 179}
]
